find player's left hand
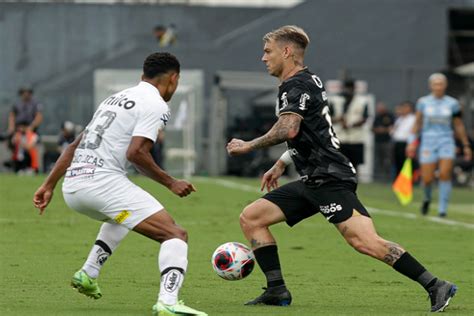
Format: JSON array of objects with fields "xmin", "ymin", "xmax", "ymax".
[
  {"xmin": 261, "ymin": 164, "xmax": 285, "ymax": 192},
  {"xmin": 463, "ymin": 146, "xmax": 472, "ymax": 161},
  {"xmin": 226, "ymin": 138, "xmax": 252, "ymax": 156},
  {"xmin": 33, "ymin": 185, "xmax": 54, "ymax": 215}
]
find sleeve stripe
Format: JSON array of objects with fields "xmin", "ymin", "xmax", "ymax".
[
  {"xmin": 452, "ymin": 111, "xmax": 462, "ymax": 118},
  {"xmin": 278, "ymin": 111, "xmax": 304, "ymax": 120}
]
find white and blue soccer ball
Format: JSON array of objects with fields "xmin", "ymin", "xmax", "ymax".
[{"xmin": 211, "ymin": 242, "xmax": 255, "ymax": 281}]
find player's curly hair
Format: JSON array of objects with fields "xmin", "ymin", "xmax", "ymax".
[
  {"xmin": 263, "ymin": 25, "xmax": 310, "ymax": 50},
  {"xmin": 143, "ymin": 52, "xmax": 180, "ymax": 79}
]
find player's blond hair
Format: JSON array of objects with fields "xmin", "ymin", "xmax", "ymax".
[
  {"xmin": 428, "ymin": 73, "xmax": 447, "ymax": 83},
  {"xmin": 263, "ymin": 25, "xmax": 310, "ymax": 50}
]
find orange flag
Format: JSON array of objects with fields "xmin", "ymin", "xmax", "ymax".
[{"xmin": 392, "ymin": 158, "xmax": 413, "ymax": 205}]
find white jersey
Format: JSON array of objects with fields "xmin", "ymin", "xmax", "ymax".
[{"xmin": 63, "ymin": 81, "xmax": 170, "ymax": 193}]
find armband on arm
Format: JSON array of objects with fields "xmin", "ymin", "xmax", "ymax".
[{"xmin": 279, "ymin": 150, "xmax": 293, "ymax": 166}]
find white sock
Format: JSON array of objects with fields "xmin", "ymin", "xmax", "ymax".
[
  {"xmin": 82, "ymin": 222, "xmax": 129, "ymax": 278},
  {"xmin": 158, "ymin": 238, "xmax": 188, "ymax": 305}
]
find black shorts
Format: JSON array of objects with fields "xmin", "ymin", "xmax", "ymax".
[{"xmin": 262, "ymin": 180, "xmax": 370, "ymax": 226}]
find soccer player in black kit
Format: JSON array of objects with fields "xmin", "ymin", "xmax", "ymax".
[{"xmin": 226, "ymin": 25, "xmax": 456, "ymax": 313}]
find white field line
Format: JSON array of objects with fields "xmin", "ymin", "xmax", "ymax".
[
  {"xmin": 194, "ymin": 177, "xmax": 474, "ymax": 230},
  {"xmin": 433, "ymin": 203, "xmax": 473, "ymax": 215}
]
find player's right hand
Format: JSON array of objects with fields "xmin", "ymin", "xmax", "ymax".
[
  {"xmin": 169, "ymin": 180, "xmax": 196, "ymax": 197},
  {"xmin": 261, "ymin": 164, "xmax": 284, "ymax": 192},
  {"xmin": 33, "ymin": 185, "xmax": 54, "ymax": 215}
]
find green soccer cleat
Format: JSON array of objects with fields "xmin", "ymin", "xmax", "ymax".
[
  {"xmin": 152, "ymin": 300, "xmax": 207, "ymax": 316},
  {"xmin": 71, "ymin": 270, "xmax": 102, "ymax": 299}
]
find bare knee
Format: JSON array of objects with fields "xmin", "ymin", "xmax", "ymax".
[{"xmin": 240, "ymin": 206, "xmax": 261, "ymax": 232}]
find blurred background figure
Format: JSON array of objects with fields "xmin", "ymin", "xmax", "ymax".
[
  {"xmin": 453, "ymin": 137, "xmax": 473, "ymax": 187},
  {"xmin": 332, "ymin": 79, "xmax": 369, "ymax": 173},
  {"xmin": 8, "ymin": 87, "xmax": 43, "ymax": 135},
  {"xmin": 58, "ymin": 121, "xmax": 76, "ymax": 154},
  {"xmin": 406, "ymin": 73, "xmax": 472, "ymax": 217},
  {"xmin": 391, "ymin": 101, "xmax": 416, "ymax": 176},
  {"xmin": 10, "ymin": 120, "xmax": 39, "ymax": 174},
  {"xmin": 372, "ymin": 102, "xmax": 394, "ymax": 181},
  {"xmin": 153, "ymin": 24, "xmax": 177, "ymax": 47},
  {"xmin": 42, "ymin": 121, "xmax": 76, "ymax": 173},
  {"xmin": 150, "ymin": 132, "xmax": 165, "ymax": 169}
]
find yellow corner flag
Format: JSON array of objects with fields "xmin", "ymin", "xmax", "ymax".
[{"xmin": 392, "ymin": 158, "xmax": 413, "ymax": 206}]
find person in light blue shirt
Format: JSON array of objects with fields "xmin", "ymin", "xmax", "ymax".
[{"xmin": 406, "ymin": 73, "xmax": 472, "ymax": 217}]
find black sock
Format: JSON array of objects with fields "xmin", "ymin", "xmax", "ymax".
[
  {"xmin": 253, "ymin": 245, "xmax": 285, "ymax": 288},
  {"xmin": 393, "ymin": 252, "xmax": 437, "ymax": 291}
]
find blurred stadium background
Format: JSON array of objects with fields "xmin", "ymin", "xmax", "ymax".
[{"xmin": 1, "ymin": 0, "xmax": 473, "ymax": 181}]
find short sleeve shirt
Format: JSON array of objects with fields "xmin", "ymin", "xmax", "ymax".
[
  {"xmin": 12, "ymin": 100, "xmax": 42, "ymax": 125},
  {"xmin": 276, "ymin": 69, "xmax": 357, "ymax": 184},
  {"xmin": 63, "ymin": 81, "xmax": 170, "ymax": 190},
  {"xmin": 416, "ymin": 94, "xmax": 460, "ymax": 138}
]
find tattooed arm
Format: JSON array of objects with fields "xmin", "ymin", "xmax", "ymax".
[
  {"xmin": 248, "ymin": 113, "xmax": 302, "ymax": 150},
  {"xmin": 226, "ymin": 114, "xmax": 302, "ymax": 156}
]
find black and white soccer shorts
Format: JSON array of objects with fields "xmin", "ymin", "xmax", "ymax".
[{"xmin": 262, "ymin": 180, "xmax": 370, "ymax": 226}]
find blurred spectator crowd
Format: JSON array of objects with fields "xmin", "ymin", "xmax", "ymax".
[
  {"xmin": 226, "ymin": 78, "xmax": 472, "ymax": 186},
  {"xmin": 1, "ymin": 87, "xmax": 80, "ymax": 174},
  {"xmin": 2, "ymin": 81, "xmax": 472, "ymax": 186}
]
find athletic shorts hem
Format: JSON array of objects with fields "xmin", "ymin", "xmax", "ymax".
[
  {"xmin": 262, "ymin": 180, "xmax": 370, "ymax": 226},
  {"xmin": 62, "ymin": 178, "xmax": 164, "ymax": 230}
]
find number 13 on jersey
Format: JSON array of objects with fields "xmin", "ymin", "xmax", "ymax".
[{"xmin": 78, "ymin": 110, "xmax": 117, "ymax": 150}]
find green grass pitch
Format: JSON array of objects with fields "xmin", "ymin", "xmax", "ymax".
[{"xmin": 0, "ymin": 174, "xmax": 473, "ymax": 315}]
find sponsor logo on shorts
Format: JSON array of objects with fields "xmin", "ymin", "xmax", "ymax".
[
  {"xmin": 319, "ymin": 203, "xmax": 342, "ymax": 215},
  {"xmin": 114, "ymin": 210, "xmax": 130, "ymax": 224},
  {"xmin": 164, "ymin": 270, "xmax": 181, "ymax": 293}
]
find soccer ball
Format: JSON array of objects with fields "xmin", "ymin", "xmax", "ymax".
[{"xmin": 211, "ymin": 242, "xmax": 255, "ymax": 281}]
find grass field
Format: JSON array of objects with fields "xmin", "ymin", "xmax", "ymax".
[{"xmin": 0, "ymin": 174, "xmax": 473, "ymax": 315}]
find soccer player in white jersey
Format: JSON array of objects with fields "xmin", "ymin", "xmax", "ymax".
[
  {"xmin": 406, "ymin": 73, "xmax": 472, "ymax": 217},
  {"xmin": 33, "ymin": 53, "xmax": 207, "ymax": 316}
]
